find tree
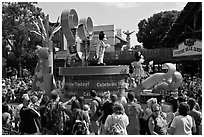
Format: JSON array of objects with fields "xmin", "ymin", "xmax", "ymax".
[
  {"xmin": 136, "ymin": 10, "xmax": 180, "ymax": 49},
  {"xmin": 2, "ymin": 2, "xmax": 44, "ymax": 76}
]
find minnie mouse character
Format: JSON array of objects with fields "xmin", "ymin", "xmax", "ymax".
[
  {"xmin": 130, "ymin": 51, "xmax": 146, "ymax": 81},
  {"xmin": 95, "ymin": 31, "xmax": 110, "ymax": 65}
]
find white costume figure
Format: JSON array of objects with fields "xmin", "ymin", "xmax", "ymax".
[
  {"xmin": 96, "ymin": 31, "xmax": 110, "ymax": 65},
  {"xmin": 130, "ymin": 51, "xmax": 146, "ymax": 80}
]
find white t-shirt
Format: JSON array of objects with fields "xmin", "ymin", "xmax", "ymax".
[{"xmin": 170, "ymin": 115, "xmax": 196, "ymax": 135}]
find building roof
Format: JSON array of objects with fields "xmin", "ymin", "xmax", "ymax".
[{"xmin": 161, "ymin": 2, "xmax": 202, "ymax": 45}]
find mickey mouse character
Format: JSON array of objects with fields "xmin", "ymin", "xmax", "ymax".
[{"xmin": 95, "ymin": 31, "xmax": 110, "ymax": 65}]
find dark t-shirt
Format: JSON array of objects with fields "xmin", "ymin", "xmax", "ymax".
[
  {"xmin": 169, "ymin": 98, "xmax": 178, "ymax": 113},
  {"xmin": 20, "ymin": 106, "xmax": 40, "ymax": 134},
  {"xmin": 100, "ymin": 101, "xmax": 114, "ymax": 124},
  {"xmin": 188, "ymin": 109, "xmax": 202, "ymax": 135}
]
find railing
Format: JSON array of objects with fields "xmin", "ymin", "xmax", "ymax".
[{"xmin": 88, "ymin": 48, "xmax": 174, "ymax": 65}]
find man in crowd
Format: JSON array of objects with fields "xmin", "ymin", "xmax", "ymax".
[
  {"xmin": 124, "ymin": 91, "xmax": 143, "ymax": 135},
  {"xmin": 19, "ymin": 94, "xmax": 41, "ymax": 135},
  {"xmin": 89, "ymin": 90, "xmax": 102, "ymax": 135},
  {"xmin": 187, "ymin": 98, "xmax": 202, "ymax": 135}
]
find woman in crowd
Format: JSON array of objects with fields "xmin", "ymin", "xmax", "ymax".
[
  {"xmin": 167, "ymin": 102, "xmax": 196, "ymax": 135},
  {"xmin": 104, "ymin": 102, "xmax": 129, "ymax": 135},
  {"xmin": 148, "ymin": 103, "xmax": 167, "ymax": 135},
  {"xmin": 140, "ymin": 97, "xmax": 157, "ymax": 135},
  {"xmin": 97, "ymin": 93, "xmax": 116, "ymax": 135}
]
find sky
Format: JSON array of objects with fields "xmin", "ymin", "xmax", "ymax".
[{"xmin": 37, "ymin": 1, "xmax": 187, "ymax": 46}]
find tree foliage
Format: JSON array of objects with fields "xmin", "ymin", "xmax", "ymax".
[
  {"xmin": 136, "ymin": 10, "xmax": 180, "ymax": 49},
  {"xmin": 2, "ymin": 2, "xmax": 44, "ymax": 66}
]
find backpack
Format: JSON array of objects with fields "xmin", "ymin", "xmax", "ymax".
[
  {"xmin": 92, "ymin": 98, "xmax": 102, "ymax": 117},
  {"xmin": 44, "ymin": 101, "xmax": 65, "ymax": 133},
  {"xmin": 72, "ymin": 110, "xmax": 88, "ymax": 135},
  {"xmin": 107, "ymin": 115, "xmax": 124, "ymax": 135}
]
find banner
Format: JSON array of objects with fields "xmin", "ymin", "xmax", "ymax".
[{"xmin": 173, "ymin": 39, "xmax": 202, "ymax": 57}]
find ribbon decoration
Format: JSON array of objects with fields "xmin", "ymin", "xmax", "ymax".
[
  {"xmin": 61, "ymin": 9, "xmax": 79, "ymax": 54},
  {"xmin": 77, "ymin": 17, "xmax": 93, "ymax": 61}
]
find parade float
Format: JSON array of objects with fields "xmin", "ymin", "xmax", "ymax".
[
  {"xmin": 31, "ymin": 9, "xmax": 183, "ymax": 103},
  {"xmin": 58, "ymin": 9, "xmax": 129, "ymax": 100}
]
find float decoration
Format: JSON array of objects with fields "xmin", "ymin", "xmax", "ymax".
[
  {"xmin": 31, "ymin": 15, "xmax": 60, "ymax": 94},
  {"xmin": 133, "ymin": 63, "xmax": 183, "ymax": 94}
]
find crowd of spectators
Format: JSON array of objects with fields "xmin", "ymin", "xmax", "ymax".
[{"xmin": 1, "ymin": 67, "xmax": 202, "ymax": 135}]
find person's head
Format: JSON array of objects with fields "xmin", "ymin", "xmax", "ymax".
[
  {"xmin": 103, "ymin": 91, "xmax": 110, "ymax": 101},
  {"xmin": 71, "ymin": 100, "xmax": 81, "ymax": 111},
  {"xmin": 99, "ymin": 31, "xmax": 108, "ymax": 41},
  {"xmin": 178, "ymin": 102, "xmax": 190, "ymax": 116},
  {"xmin": 50, "ymin": 90, "xmax": 60, "ymax": 101},
  {"xmin": 113, "ymin": 102, "xmax": 124, "ymax": 115},
  {"xmin": 110, "ymin": 94, "xmax": 118, "ymax": 103},
  {"xmin": 187, "ymin": 98, "xmax": 196, "ymax": 111},
  {"xmin": 127, "ymin": 91, "xmax": 135, "ymax": 102},
  {"xmin": 31, "ymin": 95, "xmax": 38, "ymax": 104},
  {"xmin": 83, "ymin": 104, "xmax": 90, "ymax": 112},
  {"xmin": 178, "ymin": 95, "xmax": 187, "ymax": 104},
  {"xmin": 151, "ymin": 103, "xmax": 161, "ymax": 117},
  {"xmin": 2, "ymin": 112, "xmax": 11, "ymax": 126},
  {"xmin": 22, "ymin": 94, "xmax": 30, "ymax": 106},
  {"xmin": 90, "ymin": 90, "xmax": 97, "ymax": 97},
  {"xmin": 2, "ymin": 104, "xmax": 9, "ymax": 113},
  {"xmin": 78, "ymin": 96, "xmax": 85, "ymax": 109},
  {"xmin": 147, "ymin": 98, "xmax": 157, "ymax": 108}
]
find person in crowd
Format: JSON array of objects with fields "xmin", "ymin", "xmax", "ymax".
[
  {"xmin": 38, "ymin": 95, "xmax": 50, "ymax": 135},
  {"xmin": 124, "ymin": 91, "xmax": 143, "ymax": 135},
  {"xmin": 19, "ymin": 94, "xmax": 41, "ymax": 135},
  {"xmin": 78, "ymin": 96, "xmax": 91, "ymax": 131},
  {"xmin": 2, "ymin": 104, "xmax": 12, "ymax": 128},
  {"xmin": 14, "ymin": 94, "xmax": 27, "ymax": 131},
  {"xmin": 2, "ymin": 107, "xmax": 17, "ymax": 135},
  {"xmin": 169, "ymin": 91, "xmax": 179, "ymax": 113},
  {"xmin": 45, "ymin": 90, "xmax": 67, "ymax": 135},
  {"xmin": 140, "ymin": 97, "xmax": 157, "ymax": 135},
  {"xmin": 117, "ymin": 85, "xmax": 127, "ymax": 105},
  {"xmin": 89, "ymin": 90, "xmax": 102, "ymax": 135},
  {"xmin": 128, "ymin": 77, "xmax": 137, "ymax": 91},
  {"xmin": 174, "ymin": 95, "xmax": 188, "ymax": 117},
  {"xmin": 104, "ymin": 102, "xmax": 129, "ymax": 135},
  {"xmin": 148, "ymin": 103, "xmax": 167, "ymax": 135},
  {"xmin": 71, "ymin": 99, "xmax": 90, "ymax": 135},
  {"xmin": 97, "ymin": 92, "xmax": 116, "ymax": 135},
  {"xmin": 196, "ymin": 89, "xmax": 202, "ymax": 109},
  {"xmin": 101, "ymin": 91, "xmax": 110, "ymax": 104},
  {"xmin": 187, "ymin": 98, "xmax": 202, "ymax": 135},
  {"xmin": 167, "ymin": 102, "xmax": 196, "ymax": 135}
]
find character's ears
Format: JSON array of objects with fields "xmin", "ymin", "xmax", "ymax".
[{"xmin": 99, "ymin": 31, "xmax": 105, "ymax": 40}]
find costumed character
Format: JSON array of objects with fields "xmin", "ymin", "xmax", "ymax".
[
  {"xmin": 95, "ymin": 31, "xmax": 110, "ymax": 65},
  {"xmin": 133, "ymin": 63, "xmax": 182, "ymax": 94},
  {"xmin": 130, "ymin": 51, "xmax": 146, "ymax": 80},
  {"xmin": 32, "ymin": 46, "xmax": 56, "ymax": 94}
]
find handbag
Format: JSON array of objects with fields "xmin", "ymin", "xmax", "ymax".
[{"xmin": 107, "ymin": 114, "xmax": 124, "ymax": 135}]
